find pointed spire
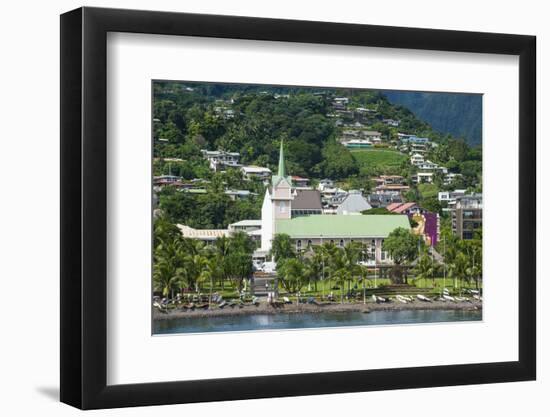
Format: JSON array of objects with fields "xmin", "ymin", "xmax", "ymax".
[{"xmin": 278, "ymin": 139, "xmax": 286, "ymax": 177}]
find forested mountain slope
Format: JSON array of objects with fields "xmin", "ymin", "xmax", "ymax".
[{"xmin": 383, "ymin": 91, "xmax": 482, "ymax": 146}]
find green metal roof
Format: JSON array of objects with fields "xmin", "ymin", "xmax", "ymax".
[{"xmin": 275, "ymin": 214, "xmax": 410, "ymax": 238}]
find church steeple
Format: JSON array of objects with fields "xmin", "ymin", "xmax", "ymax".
[
  {"xmin": 272, "ymin": 138, "xmax": 291, "ymax": 188},
  {"xmin": 278, "ymin": 139, "xmax": 286, "ymax": 177}
]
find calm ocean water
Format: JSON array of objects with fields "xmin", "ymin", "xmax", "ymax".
[{"xmin": 153, "ymin": 309, "xmax": 482, "ymax": 334}]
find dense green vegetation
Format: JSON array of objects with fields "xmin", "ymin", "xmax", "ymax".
[
  {"xmin": 152, "ymin": 82, "xmax": 479, "ymax": 179},
  {"xmin": 158, "ymin": 172, "xmax": 263, "ymax": 229},
  {"xmin": 351, "ymin": 148, "xmax": 408, "ymax": 175},
  {"xmin": 153, "ymin": 81, "xmax": 482, "ymax": 228},
  {"xmin": 154, "ymin": 217, "xmax": 482, "ymax": 305},
  {"xmin": 153, "ymin": 216, "xmax": 255, "ymax": 299}
]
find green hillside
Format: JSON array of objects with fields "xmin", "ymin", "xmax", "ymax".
[{"xmin": 351, "ymin": 149, "xmax": 407, "ymax": 174}]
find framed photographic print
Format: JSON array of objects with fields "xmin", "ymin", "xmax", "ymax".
[{"xmin": 60, "ymin": 6, "xmax": 536, "ymax": 410}]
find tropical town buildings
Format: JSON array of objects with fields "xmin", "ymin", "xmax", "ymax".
[{"xmin": 259, "ymin": 141, "xmax": 410, "ymax": 264}]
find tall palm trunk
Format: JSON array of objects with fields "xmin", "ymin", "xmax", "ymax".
[{"xmin": 209, "ymin": 275, "xmax": 213, "ymax": 306}]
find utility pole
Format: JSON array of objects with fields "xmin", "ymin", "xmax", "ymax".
[
  {"xmin": 443, "ymin": 235, "xmax": 446, "ymax": 291},
  {"xmin": 321, "ymin": 235, "xmax": 324, "ymax": 300}
]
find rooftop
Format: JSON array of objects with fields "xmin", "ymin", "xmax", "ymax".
[
  {"xmin": 177, "ymin": 225, "xmax": 229, "ymax": 240},
  {"xmin": 336, "ymin": 192, "xmax": 372, "ymax": 215},
  {"xmin": 275, "ymin": 214, "xmax": 410, "ymax": 238},
  {"xmin": 229, "ymin": 220, "xmax": 262, "ymax": 227},
  {"xmin": 201, "ymin": 150, "xmax": 240, "ymax": 157},
  {"xmin": 292, "ymin": 190, "xmax": 323, "ymax": 210},
  {"xmin": 388, "ymin": 202, "xmax": 418, "ymax": 214},
  {"xmin": 241, "ymin": 165, "xmax": 271, "ymax": 173}
]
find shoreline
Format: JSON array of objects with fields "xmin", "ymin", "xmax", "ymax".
[{"xmin": 153, "ymin": 300, "xmax": 482, "ymax": 320}]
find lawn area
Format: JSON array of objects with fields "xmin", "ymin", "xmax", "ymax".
[
  {"xmin": 417, "ymin": 183, "xmax": 439, "ymax": 199},
  {"xmin": 351, "ymin": 148, "xmax": 407, "ymax": 172},
  {"xmin": 182, "ymin": 276, "xmax": 481, "ymax": 304}
]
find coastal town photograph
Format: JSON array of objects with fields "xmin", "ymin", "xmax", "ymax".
[{"xmin": 152, "ymin": 81, "xmax": 483, "ymax": 334}]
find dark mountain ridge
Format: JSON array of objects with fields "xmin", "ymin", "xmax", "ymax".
[{"xmin": 383, "ymin": 91, "xmax": 482, "ymax": 146}]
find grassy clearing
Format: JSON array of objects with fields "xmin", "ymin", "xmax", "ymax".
[
  {"xmin": 351, "ymin": 148, "xmax": 407, "ymax": 172},
  {"xmin": 417, "ymin": 183, "xmax": 439, "ymax": 199}
]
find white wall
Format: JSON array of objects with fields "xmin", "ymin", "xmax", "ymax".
[
  {"xmin": 0, "ymin": 0, "xmax": 546, "ymax": 416},
  {"xmin": 261, "ymin": 188, "xmax": 274, "ymax": 251}
]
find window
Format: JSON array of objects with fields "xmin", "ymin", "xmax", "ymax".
[
  {"xmin": 339, "ymin": 239, "xmax": 344, "ymax": 248},
  {"xmin": 280, "ymin": 202, "xmax": 286, "ymax": 213},
  {"xmin": 307, "ymin": 240, "xmax": 312, "ymax": 248},
  {"xmin": 296, "ymin": 240, "xmax": 302, "ymax": 250}
]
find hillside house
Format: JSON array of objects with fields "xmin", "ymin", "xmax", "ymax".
[
  {"xmin": 241, "ymin": 165, "xmax": 272, "ymax": 180},
  {"xmin": 201, "ymin": 150, "xmax": 241, "ymax": 171}
]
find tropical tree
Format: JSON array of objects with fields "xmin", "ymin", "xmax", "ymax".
[
  {"xmin": 153, "ymin": 215, "xmax": 181, "ymax": 248},
  {"xmin": 153, "ymin": 256, "xmax": 183, "ymax": 298},
  {"xmin": 414, "ymin": 249, "xmax": 437, "ymax": 287},
  {"xmin": 307, "ymin": 248, "xmax": 325, "ymax": 292},
  {"xmin": 383, "ymin": 227, "xmax": 421, "ymax": 284},
  {"xmin": 225, "ymin": 231, "xmax": 254, "ymax": 293},
  {"xmin": 318, "ymin": 242, "xmax": 340, "ymax": 298},
  {"xmin": 153, "ymin": 236, "xmax": 186, "ymax": 298},
  {"xmin": 199, "ymin": 257, "xmax": 221, "ymax": 305},
  {"xmin": 270, "ymin": 233, "xmax": 295, "ymax": 262},
  {"xmin": 214, "ymin": 235, "xmax": 231, "ymax": 289},
  {"xmin": 187, "ymin": 254, "xmax": 209, "ymax": 293},
  {"xmin": 226, "ymin": 251, "xmax": 253, "ymax": 293},
  {"xmin": 461, "ymin": 239, "xmax": 482, "ymax": 289},
  {"xmin": 449, "ymin": 251, "xmax": 468, "ymax": 289},
  {"xmin": 339, "ymin": 242, "xmax": 362, "ymax": 302},
  {"xmin": 277, "ymin": 258, "xmax": 306, "ymax": 294}
]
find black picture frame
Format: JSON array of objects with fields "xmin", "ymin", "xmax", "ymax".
[{"xmin": 60, "ymin": 6, "xmax": 536, "ymax": 410}]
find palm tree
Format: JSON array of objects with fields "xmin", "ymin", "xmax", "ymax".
[
  {"xmin": 153, "ymin": 257, "xmax": 180, "ymax": 298},
  {"xmin": 414, "ymin": 250, "xmax": 435, "ymax": 288},
  {"xmin": 319, "ymin": 242, "xmax": 340, "ymax": 300},
  {"xmin": 340, "ymin": 242, "xmax": 362, "ymax": 301},
  {"xmin": 463, "ymin": 242, "xmax": 482, "ymax": 290},
  {"xmin": 277, "ymin": 258, "xmax": 305, "ymax": 294},
  {"xmin": 214, "ymin": 235, "xmax": 231, "ymax": 290},
  {"xmin": 153, "ymin": 215, "xmax": 181, "ymax": 249},
  {"xmin": 187, "ymin": 254, "xmax": 209, "ymax": 294},
  {"xmin": 198, "ymin": 257, "xmax": 222, "ymax": 305},
  {"xmin": 153, "ymin": 236, "xmax": 187, "ymax": 299},
  {"xmin": 449, "ymin": 252, "xmax": 468, "ymax": 290},
  {"xmin": 302, "ymin": 252, "xmax": 323, "ymax": 293},
  {"xmin": 359, "ymin": 265, "xmax": 369, "ymax": 304}
]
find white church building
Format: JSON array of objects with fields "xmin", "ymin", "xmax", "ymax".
[{"xmin": 259, "ymin": 140, "xmax": 410, "ymax": 264}]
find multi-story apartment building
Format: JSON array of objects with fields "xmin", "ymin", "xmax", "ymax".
[{"xmin": 452, "ymin": 194, "xmax": 483, "ymax": 239}]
